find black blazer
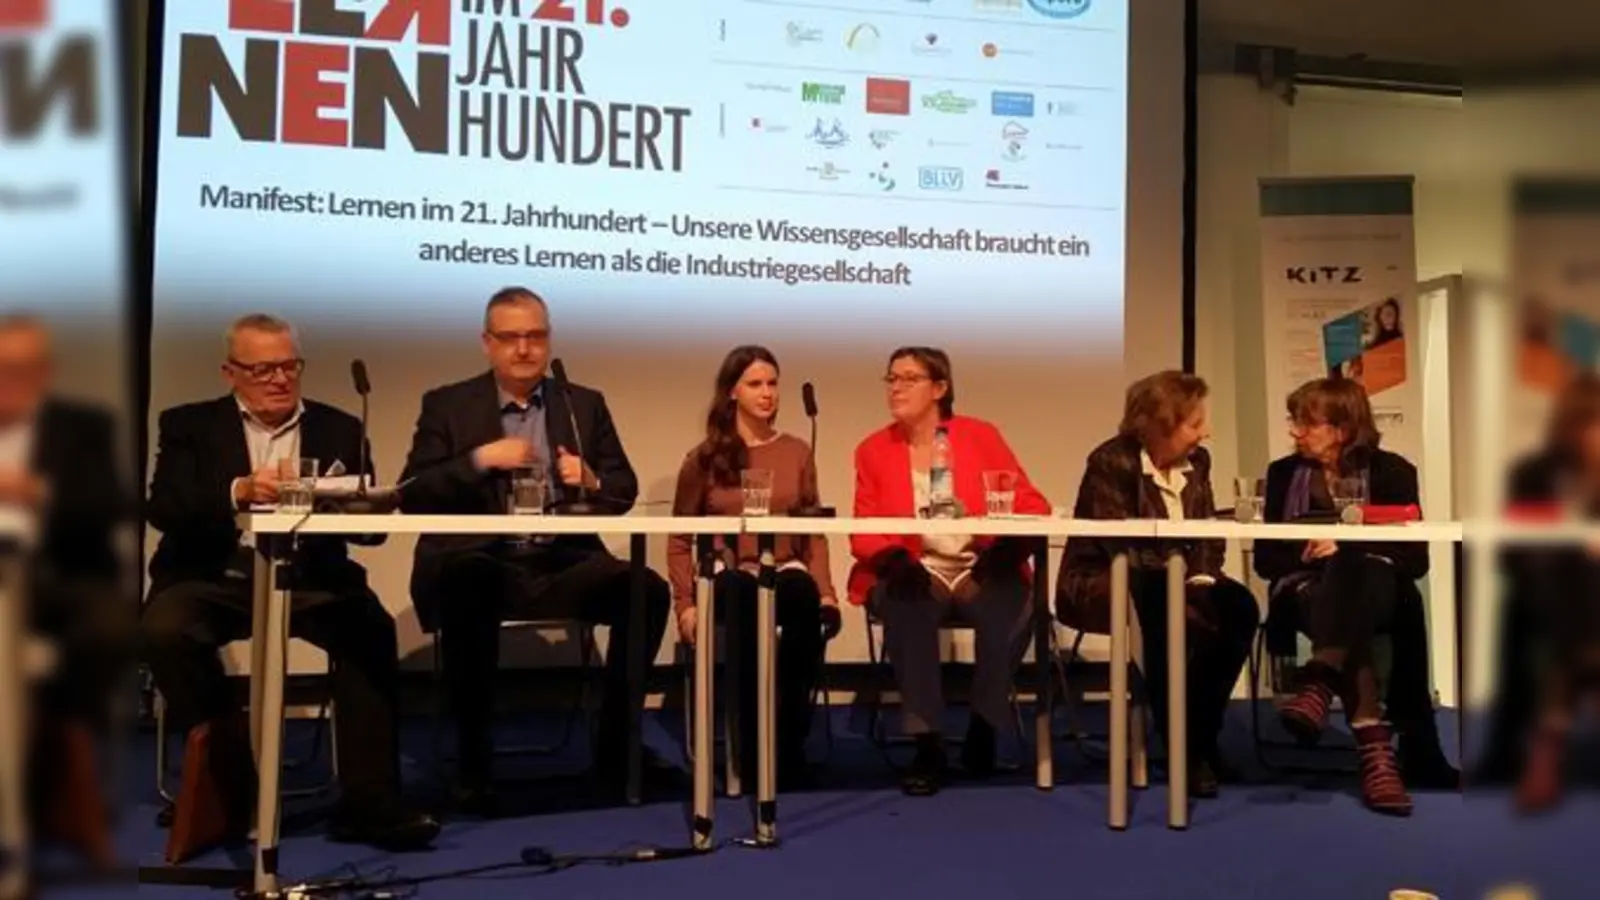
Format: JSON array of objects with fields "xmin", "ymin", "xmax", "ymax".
[
  {"xmin": 29, "ymin": 398, "xmax": 125, "ymax": 582},
  {"xmin": 400, "ymin": 371, "xmax": 638, "ymax": 629},
  {"xmin": 1253, "ymin": 447, "xmax": 1429, "ymax": 587},
  {"xmin": 145, "ymin": 396, "xmax": 375, "ymax": 594}
]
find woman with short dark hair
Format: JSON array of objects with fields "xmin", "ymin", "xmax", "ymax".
[
  {"xmin": 849, "ymin": 346, "xmax": 1050, "ymax": 796},
  {"xmin": 1057, "ymin": 371, "xmax": 1260, "ymax": 798},
  {"xmin": 1255, "ymin": 377, "xmax": 1455, "ymax": 816}
]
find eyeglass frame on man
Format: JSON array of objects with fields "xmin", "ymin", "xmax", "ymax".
[{"xmin": 226, "ymin": 357, "xmax": 306, "ymax": 383}]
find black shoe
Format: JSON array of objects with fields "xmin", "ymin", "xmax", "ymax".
[
  {"xmin": 1399, "ymin": 739, "xmax": 1461, "ymax": 791},
  {"xmin": 959, "ymin": 717, "xmax": 997, "ymax": 778},
  {"xmin": 902, "ymin": 735, "xmax": 946, "ymax": 797},
  {"xmin": 1202, "ymin": 748, "xmax": 1242, "ymax": 785},
  {"xmin": 778, "ymin": 757, "xmax": 817, "ymax": 791},
  {"xmin": 328, "ymin": 802, "xmax": 440, "ymax": 852}
]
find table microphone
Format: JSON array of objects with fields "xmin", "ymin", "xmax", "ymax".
[
  {"xmin": 335, "ymin": 359, "xmax": 398, "ymax": 514},
  {"xmin": 548, "ymin": 358, "xmax": 603, "ymax": 516},
  {"xmin": 790, "ymin": 381, "xmax": 836, "ymax": 518}
]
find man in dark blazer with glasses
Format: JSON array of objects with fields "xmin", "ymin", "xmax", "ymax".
[
  {"xmin": 140, "ymin": 313, "xmax": 437, "ymax": 855},
  {"xmin": 400, "ymin": 287, "xmax": 673, "ymax": 814}
]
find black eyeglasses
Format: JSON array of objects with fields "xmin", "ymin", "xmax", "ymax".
[
  {"xmin": 487, "ymin": 329, "xmax": 550, "ymax": 346},
  {"xmin": 228, "ymin": 358, "xmax": 305, "ymax": 383}
]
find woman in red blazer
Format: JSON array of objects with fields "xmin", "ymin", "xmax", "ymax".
[{"xmin": 850, "ymin": 346, "xmax": 1050, "ymax": 795}]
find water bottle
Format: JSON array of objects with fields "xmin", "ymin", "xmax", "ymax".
[{"xmin": 928, "ymin": 426, "xmax": 957, "ymax": 518}]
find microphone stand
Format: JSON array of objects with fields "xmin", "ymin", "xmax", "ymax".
[
  {"xmin": 790, "ymin": 412, "xmax": 835, "ymax": 518},
  {"xmin": 549, "ymin": 369, "xmax": 603, "ymax": 517},
  {"xmin": 339, "ymin": 388, "xmax": 389, "ymax": 514}
]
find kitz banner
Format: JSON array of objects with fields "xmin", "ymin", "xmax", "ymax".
[{"xmin": 1258, "ymin": 176, "xmax": 1421, "ymax": 463}]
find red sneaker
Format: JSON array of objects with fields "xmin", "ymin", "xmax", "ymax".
[
  {"xmin": 1279, "ymin": 665, "xmax": 1337, "ymax": 746},
  {"xmin": 1353, "ymin": 723, "xmax": 1413, "ymax": 817}
]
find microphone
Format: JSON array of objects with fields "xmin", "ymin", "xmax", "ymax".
[
  {"xmin": 351, "ymin": 359, "xmax": 371, "ymax": 496},
  {"xmin": 548, "ymin": 358, "xmax": 602, "ymax": 516},
  {"xmin": 790, "ymin": 381, "xmax": 835, "ymax": 518},
  {"xmin": 330, "ymin": 359, "xmax": 399, "ymax": 514}
]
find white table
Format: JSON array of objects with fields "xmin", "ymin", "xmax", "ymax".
[
  {"xmin": 743, "ymin": 516, "xmax": 1163, "ymax": 832},
  {"xmin": 232, "ymin": 510, "xmax": 1592, "ymax": 890},
  {"xmin": 237, "ymin": 512, "xmax": 741, "ymax": 898}
]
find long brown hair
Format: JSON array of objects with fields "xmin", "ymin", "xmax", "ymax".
[
  {"xmin": 697, "ymin": 345, "xmax": 780, "ymax": 486},
  {"xmin": 1288, "ymin": 376, "xmax": 1382, "ymax": 471},
  {"xmin": 1547, "ymin": 371, "xmax": 1600, "ymax": 468}
]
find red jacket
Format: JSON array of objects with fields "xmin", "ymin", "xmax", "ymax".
[{"xmin": 847, "ymin": 415, "xmax": 1051, "ymax": 605}]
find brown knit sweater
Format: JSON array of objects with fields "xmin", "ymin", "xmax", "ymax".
[{"xmin": 666, "ymin": 433, "xmax": 837, "ymax": 614}]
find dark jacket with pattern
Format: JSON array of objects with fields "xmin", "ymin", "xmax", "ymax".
[{"xmin": 1055, "ymin": 433, "xmax": 1226, "ymax": 634}]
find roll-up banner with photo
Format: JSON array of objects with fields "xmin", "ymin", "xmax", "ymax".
[{"xmin": 1258, "ymin": 176, "xmax": 1420, "ymax": 464}]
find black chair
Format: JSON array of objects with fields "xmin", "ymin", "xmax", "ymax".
[{"xmin": 428, "ymin": 620, "xmax": 599, "ymax": 781}]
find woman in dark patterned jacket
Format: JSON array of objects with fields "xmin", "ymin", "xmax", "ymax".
[{"xmin": 1057, "ymin": 371, "xmax": 1260, "ymax": 799}]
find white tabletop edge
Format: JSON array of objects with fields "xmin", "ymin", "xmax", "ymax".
[
  {"xmin": 239, "ymin": 513, "xmax": 746, "ymax": 535},
  {"xmin": 237, "ymin": 512, "xmax": 1600, "ymax": 546}
]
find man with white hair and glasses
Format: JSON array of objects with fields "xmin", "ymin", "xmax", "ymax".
[{"xmin": 141, "ymin": 314, "xmax": 437, "ymax": 855}]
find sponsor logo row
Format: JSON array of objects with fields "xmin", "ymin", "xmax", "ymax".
[
  {"xmin": 787, "ymin": 79, "xmax": 1074, "ymax": 118},
  {"xmin": 784, "ymin": 21, "xmax": 1038, "ymax": 59},
  {"xmin": 802, "ymin": 162, "xmax": 1031, "ymax": 193},
  {"xmin": 793, "ymin": 116, "xmax": 1041, "ymax": 162}
]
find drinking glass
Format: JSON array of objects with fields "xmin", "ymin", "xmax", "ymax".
[
  {"xmin": 277, "ymin": 457, "xmax": 318, "ymax": 512},
  {"xmin": 741, "ymin": 469, "xmax": 773, "ymax": 517},
  {"xmin": 982, "ymin": 470, "xmax": 1017, "ymax": 517},
  {"xmin": 1330, "ymin": 475, "xmax": 1368, "ymax": 524},
  {"xmin": 1233, "ymin": 476, "xmax": 1265, "ymax": 523},
  {"xmin": 509, "ymin": 466, "xmax": 547, "ymax": 516}
]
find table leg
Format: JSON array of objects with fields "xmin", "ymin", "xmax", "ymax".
[
  {"xmin": 691, "ymin": 536, "xmax": 715, "ymax": 850},
  {"xmin": 723, "ymin": 536, "xmax": 743, "ymax": 798},
  {"xmin": 252, "ymin": 540, "xmax": 290, "ymax": 897},
  {"xmin": 1166, "ymin": 553, "xmax": 1188, "ymax": 830},
  {"xmin": 1031, "ymin": 539, "xmax": 1053, "ymax": 791},
  {"xmin": 249, "ymin": 546, "xmax": 270, "ymax": 762},
  {"xmin": 754, "ymin": 533, "xmax": 777, "ymax": 846},
  {"xmin": 0, "ymin": 554, "xmax": 30, "ymax": 900},
  {"xmin": 627, "ymin": 534, "xmax": 647, "ymax": 807},
  {"xmin": 1108, "ymin": 552, "xmax": 1130, "ymax": 830}
]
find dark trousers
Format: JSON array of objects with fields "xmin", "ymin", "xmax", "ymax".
[
  {"xmin": 140, "ymin": 577, "xmax": 403, "ymax": 810},
  {"xmin": 713, "ymin": 568, "xmax": 825, "ymax": 766},
  {"xmin": 1275, "ymin": 552, "xmax": 1440, "ymax": 742},
  {"xmin": 1129, "ymin": 571, "xmax": 1259, "ymax": 758},
  {"xmin": 31, "ymin": 576, "xmax": 133, "ymax": 727},
  {"xmin": 869, "ymin": 567, "xmax": 1032, "ymax": 736},
  {"xmin": 432, "ymin": 545, "xmax": 671, "ymax": 782}
]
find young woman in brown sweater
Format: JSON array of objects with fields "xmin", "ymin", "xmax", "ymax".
[{"xmin": 667, "ymin": 346, "xmax": 841, "ymax": 786}]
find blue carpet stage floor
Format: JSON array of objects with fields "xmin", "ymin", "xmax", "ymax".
[{"xmin": 68, "ymin": 703, "xmax": 1596, "ymax": 899}]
